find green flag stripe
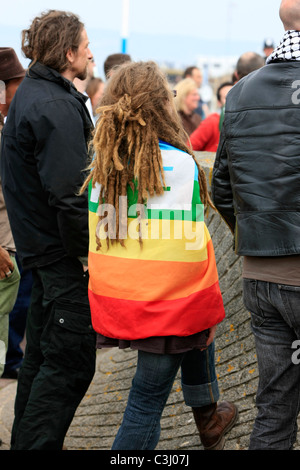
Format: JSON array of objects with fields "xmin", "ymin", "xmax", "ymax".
[{"xmin": 88, "ymin": 180, "xmax": 203, "ymax": 222}]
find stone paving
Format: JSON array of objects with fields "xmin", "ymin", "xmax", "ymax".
[
  {"xmin": 2, "ymin": 345, "xmax": 300, "ymax": 451},
  {"xmin": 0, "ymin": 348, "xmax": 244, "ymax": 451}
]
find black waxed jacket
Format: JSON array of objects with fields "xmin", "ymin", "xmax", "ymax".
[
  {"xmin": 0, "ymin": 62, "xmax": 93, "ymax": 269},
  {"xmin": 211, "ymin": 61, "xmax": 300, "ymax": 257}
]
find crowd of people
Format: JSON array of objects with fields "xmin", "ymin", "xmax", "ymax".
[{"xmin": 0, "ymin": 0, "xmax": 299, "ymax": 452}]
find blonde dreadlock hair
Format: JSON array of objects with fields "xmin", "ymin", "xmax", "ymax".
[{"xmin": 81, "ymin": 61, "xmax": 214, "ymax": 248}]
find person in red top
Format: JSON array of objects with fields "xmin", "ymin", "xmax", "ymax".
[{"xmin": 189, "ymin": 81, "xmax": 233, "ymax": 152}]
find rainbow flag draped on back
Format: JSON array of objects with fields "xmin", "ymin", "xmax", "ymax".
[{"xmin": 88, "ymin": 141, "xmax": 225, "ymax": 340}]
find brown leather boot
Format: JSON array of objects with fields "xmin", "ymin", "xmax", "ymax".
[{"xmin": 192, "ymin": 401, "xmax": 238, "ymax": 450}]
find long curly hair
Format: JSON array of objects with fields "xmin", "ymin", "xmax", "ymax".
[
  {"xmin": 21, "ymin": 10, "xmax": 84, "ymax": 72},
  {"xmin": 81, "ymin": 61, "xmax": 214, "ymax": 247}
]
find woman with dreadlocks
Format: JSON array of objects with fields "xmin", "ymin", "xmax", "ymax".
[{"xmin": 82, "ymin": 61, "xmax": 238, "ymax": 450}]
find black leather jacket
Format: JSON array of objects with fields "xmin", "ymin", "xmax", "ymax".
[
  {"xmin": 211, "ymin": 61, "xmax": 300, "ymax": 256},
  {"xmin": 0, "ymin": 62, "xmax": 93, "ymax": 269}
]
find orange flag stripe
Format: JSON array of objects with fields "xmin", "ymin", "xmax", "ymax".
[{"xmin": 88, "ymin": 238, "xmax": 218, "ymax": 302}]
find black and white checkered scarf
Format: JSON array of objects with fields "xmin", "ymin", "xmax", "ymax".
[{"xmin": 266, "ymin": 30, "xmax": 300, "ymax": 63}]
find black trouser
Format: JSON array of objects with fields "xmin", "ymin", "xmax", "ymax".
[{"xmin": 11, "ymin": 256, "xmax": 96, "ymax": 450}]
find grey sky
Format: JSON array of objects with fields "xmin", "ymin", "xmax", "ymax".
[{"xmin": 1, "ymin": 0, "xmax": 284, "ymax": 74}]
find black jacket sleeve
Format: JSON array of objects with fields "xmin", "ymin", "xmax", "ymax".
[
  {"xmin": 211, "ymin": 127, "xmax": 236, "ymax": 234},
  {"xmin": 32, "ymin": 99, "xmax": 89, "ymax": 256}
]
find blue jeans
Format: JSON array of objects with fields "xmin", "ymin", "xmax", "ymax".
[
  {"xmin": 112, "ymin": 343, "xmax": 219, "ymax": 450},
  {"xmin": 243, "ymin": 279, "xmax": 300, "ymax": 450},
  {"xmin": 4, "ymin": 255, "xmax": 32, "ymax": 374}
]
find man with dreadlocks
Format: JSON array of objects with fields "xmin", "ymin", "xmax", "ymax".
[{"xmin": 83, "ymin": 60, "xmax": 238, "ymax": 450}]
